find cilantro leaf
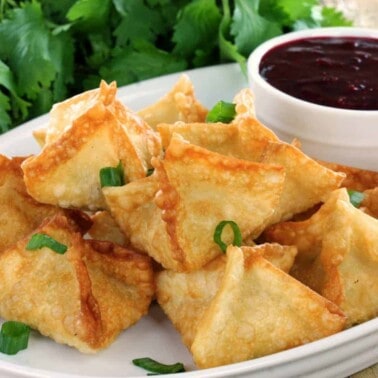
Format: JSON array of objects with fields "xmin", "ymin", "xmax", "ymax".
[
  {"xmin": 100, "ymin": 41, "xmax": 187, "ymax": 86},
  {"xmin": 113, "ymin": 0, "xmax": 165, "ymax": 46},
  {"xmin": 173, "ymin": 0, "xmax": 221, "ymax": 63},
  {"xmin": 49, "ymin": 28, "xmax": 75, "ymax": 103},
  {"xmin": 277, "ymin": 0, "xmax": 318, "ymax": 23},
  {"xmin": 0, "ymin": 91, "xmax": 11, "ymax": 133},
  {"xmin": 230, "ymin": 0, "xmax": 282, "ymax": 56},
  {"xmin": 66, "ymin": 0, "xmax": 111, "ymax": 31},
  {"xmin": 0, "ymin": 2, "xmax": 56, "ymax": 99},
  {"xmin": 0, "ymin": 59, "xmax": 29, "ymax": 128},
  {"xmin": 218, "ymin": 0, "xmax": 246, "ymax": 70},
  {"xmin": 320, "ymin": 6, "xmax": 353, "ymax": 27}
]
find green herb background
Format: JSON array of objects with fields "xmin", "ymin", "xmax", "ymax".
[{"xmin": 0, "ymin": 0, "xmax": 351, "ymax": 133}]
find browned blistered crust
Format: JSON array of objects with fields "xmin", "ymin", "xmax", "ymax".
[
  {"xmin": 22, "ymin": 80, "xmax": 162, "ymax": 210},
  {"xmin": 0, "ymin": 154, "xmax": 58, "ymax": 252},
  {"xmin": 361, "ymin": 187, "xmax": 378, "ymax": 218},
  {"xmin": 157, "ymin": 123, "xmax": 345, "ymax": 228},
  {"xmin": 138, "ymin": 74, "xmax": 208, "ymax": 129},
  {"xmin": 156, "ymin": 245, "xmax": 346, "ymax": 369},
  {"xmin": 318, "ymin": 160, "xmax": 378, "ymax": 191},
  {"xmin": 0, "ymin": 213, "xmax": 154, "ymax": 353},
  {"xmin": 265, "ymin": 188, "xmax": 378, "ymax": 327}
]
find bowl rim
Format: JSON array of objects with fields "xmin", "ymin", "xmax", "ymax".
[{"xmin": 247, "ymin": 26, "xmax": 378, "ymax": 116}]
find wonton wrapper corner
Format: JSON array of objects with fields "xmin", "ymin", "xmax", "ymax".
[
  {"xmin": 104, "ymin": 135, "xmax": 286, "ymax": 272},
  {"xmin": 157, "ymin": 112, "xmax": 344, "ymax": 227},
  {"xmin": 22, "ymin": 81, "xmax": 162, "ymax": 210},
  {"xmin": 0, "ymin": 213, "xmax": 154, "ymax": 353},
  {"xmin": 156, "ymin": 244, "xmax": 345, "ymax": 369},
  {"xmin": 137, "ymin": 74, "xmax": 208, "ymax": 129},
  {"xmin": 266, "ymin": 188, "xmax": 378, "ymax": 326}
]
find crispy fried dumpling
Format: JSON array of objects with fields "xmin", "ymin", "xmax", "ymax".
[
  {"xmin": 232, "ymin": 88, "xmax": 279, "ymax": 141},
  {"xmin": 156, "ymin": 245, "xmax": 345, "ymax": 368},
  {"xmin": 265, "ymin": 188, "xmax": 378, "ymax": 326},
  {"xmin": 156, "ymin": 244, "xmax": 296, "ymax": 351},
  {"xmin": 257, "ymin": 141, "xmax": 345, "ymax": 223},
  {"xmin": 157, "ymin": 124, "xmax": 344, "ymax": 225},
  {"xmin": 33, "ymin": 81, "xmax": 120, "ymax": 147},
  {"xmin": 0, "ymin": 213, "xmax": 154, "ymax": 353},
  {"xmin": 103, "ymin": 135, "xmax": 285, "ymax": 271},
  {"xmin": 361, "ymin": 187, "xmax": 378, "ymax": 218},
  {"xmin": 22, "ymin": 82, "xmax": 161, "ymax": 210},
  {"xmin": 0, "ymin": 154, "xmax": 57, "ymax": 252},
  {"xmin": 88, "ymin": 211, "xmax": 128, "ymax": 246},
  {"xmin": 318, "ymin": 161, "xmax": 378, "ymax": 191},
  {"xmin": 137, "ymin": 74, "xmax": 208, "ymax": 129}
]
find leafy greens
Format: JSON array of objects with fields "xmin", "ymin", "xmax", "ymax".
[{"xmin": 0, "ymin": 0, "xmax": 351, "ymax": 132}]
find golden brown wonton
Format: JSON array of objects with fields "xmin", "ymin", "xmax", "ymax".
[
  {"xmin": 103, "ymin": 134, "xmax": 285, "ymax": 271},
  {"xmin": 88, "ymin": 211, "xmax": 128, "ymax": 246},
  {"xmin": 22, "ymin": 81, "xmax": 161, "ymax": 210},
  {"xmin": 318, "ymin": 160, "xmax": 378, "ymax": 191},
  {"xmin": 361, "ymin": 187, "xmax": 378, "ymax": 218},
  {"xmin": 265, "ymin": 188, "xmax": 378, "ymax": 326},
  {"xmin": 0, "ymin": 213, "xmax": 154, "ymax": 353},
  {"xmin": 0, "ymin": 154, "xmax": 57, "ymax": 252},
  {"xmin": 137, "ymin": 74, "xmax": 208, "ymax": 129},
  {"xmin": 157, "ymin": 122, "xmax": 344, "ymax": 225},
  {"xmin": 156, "ymin": 245, "xmax": 345, "ymax": 368}
]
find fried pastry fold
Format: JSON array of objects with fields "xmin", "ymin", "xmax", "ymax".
[
  {"xmin": 22, "ymin": 80, "xmax": 161, "ymax": 210},
  {"xmin": 103, "ymin": 135, "xmax": 285, "ymax": 271},
  {"xmin": 0, "ymin": 154, "xmax": 58, "ymax": 252},
  {"xmin": 157, "ymin": 122, "xmax": 344, "ymax": 225},
  {"xmin": 137, "ymin": 74, "xmax": 208, "ymax": 129},
  {"xmin": 0, "ymin": 213, "xmax": 154, "ymax": 353},
  {"xmin": 266, "ymin": 188, "xmax": 378, "ymax": 326},
  {"xmin": 156, "ymin": 244, "xmax": 345, "ymax": 368}
]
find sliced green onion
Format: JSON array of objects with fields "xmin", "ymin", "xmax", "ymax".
[
  {"xmin": 0, "ymin": 321, "xmax": 30, "ymax": 355},
  {"xmin": 213, "ymin": 220, "xmax": 242, "ymax": 253},
  {"xmin": 132, "ymin": 357, "xmax": 185, "ymax": 374},
  {"xmin": 26, "ymin": 233, "xmax": 67, "ymax": 254},
  {"xmin": 347, "ymin": 189, "xmax": 365, "ymax": 208},
  {"xmin": 99, "ymin": 161, "xmax": 125, "ymax": 188},
  {"xmin": 147, "ymin": 168, "xmax": 155, "ymax": 177},
  {"xmin": 206, "ymin": 100, "xmax": 236, "ymax": 123}
]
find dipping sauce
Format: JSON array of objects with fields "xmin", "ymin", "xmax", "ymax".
[{"xmin": 259, "ymin": 36, "xmax": 378, "ymax": 110}]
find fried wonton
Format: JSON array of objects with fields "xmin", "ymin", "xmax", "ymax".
[
  {"xmin": 265, "ymin": 188, "xmax": 378, "ymax": 326},
  {"xmin": 318, "ymin": 160, "xmax": 378, "ymax": 191},
  {"xmin": 232, "ymin": 88, "xmax": 279, "ymax": 141},
  {"xmin": 22, "ymin": 81, "xmax": 161, "ymax": 210},
  {"xmin": 137, "ymin": 75, "xmax": 208, "ymax": 129},
  {"xmin": 88, "ymin": 211, "xmax": 128, "ymax": 246},
  {"xmin": 156, "ymin": 245, "xmax": 345, "ymax": 368},
  {"xmin": 33, "ymin": 81, "xmax": 120, "ymax": 147},
  {"xmin": 0, "ymin": 154, "xmax": 57, "ymax": 252},
  {"xmin": 0, "ymin": 213, "xmax": 154, "ymax": 353},
  {"xmin": 361, "ymin": 187, "xmax": 378, "ymax": 218},
  {"xmin": 103, "ymin": 135, "xmax": 285, "ymax": 271},
  {"xmin": 157, "ymin": 124, "xmax": 344, "ymax": 224}
]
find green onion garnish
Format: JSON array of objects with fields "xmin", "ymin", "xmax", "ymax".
[
  {"xmin": 147, "ymin": 168, "xmax": 155, "ymax": 177},
  {"xmin": 0, "ymin": 321, "xmax": 30, "ymax": 355},
  {"xmin": 213, "ymin": 220, "xmax": 242, "ymax": 253},
  {"xmin": 99, "ymin": 161, "xmax": 125, "ymax": 188},
  {"xmin": 26, "ymin": 233, "xmax": 67, "ymax": 254},
  {"xmin": 347, "ymin": 189, "xmax": 365, "ymax": 208},
  {"xmin": 206, "ymin": 100, "xmax": 236, "ymax": 123},
  {"xmin": 132, "ymin": 357, "xmax": 185, "ymax": 374}
]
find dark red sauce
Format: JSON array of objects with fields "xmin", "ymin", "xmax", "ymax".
[{"xmin": 259, "ymin": 36, "xmax": 378, "ymax": 110}]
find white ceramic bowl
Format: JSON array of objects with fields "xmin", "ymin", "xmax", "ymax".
[{"xmin": 247, "ymin": 27, "xmax": 378, "ymax": 171}]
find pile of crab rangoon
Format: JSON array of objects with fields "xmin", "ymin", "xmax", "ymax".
[{"xmin": 1, "ymin": 76, "xmax": 378, "ymax": 368}]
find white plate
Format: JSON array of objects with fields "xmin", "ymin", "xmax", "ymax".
[{"xmin": 0, "ymin": 63, "xmax": 377, "ymax": 378}]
